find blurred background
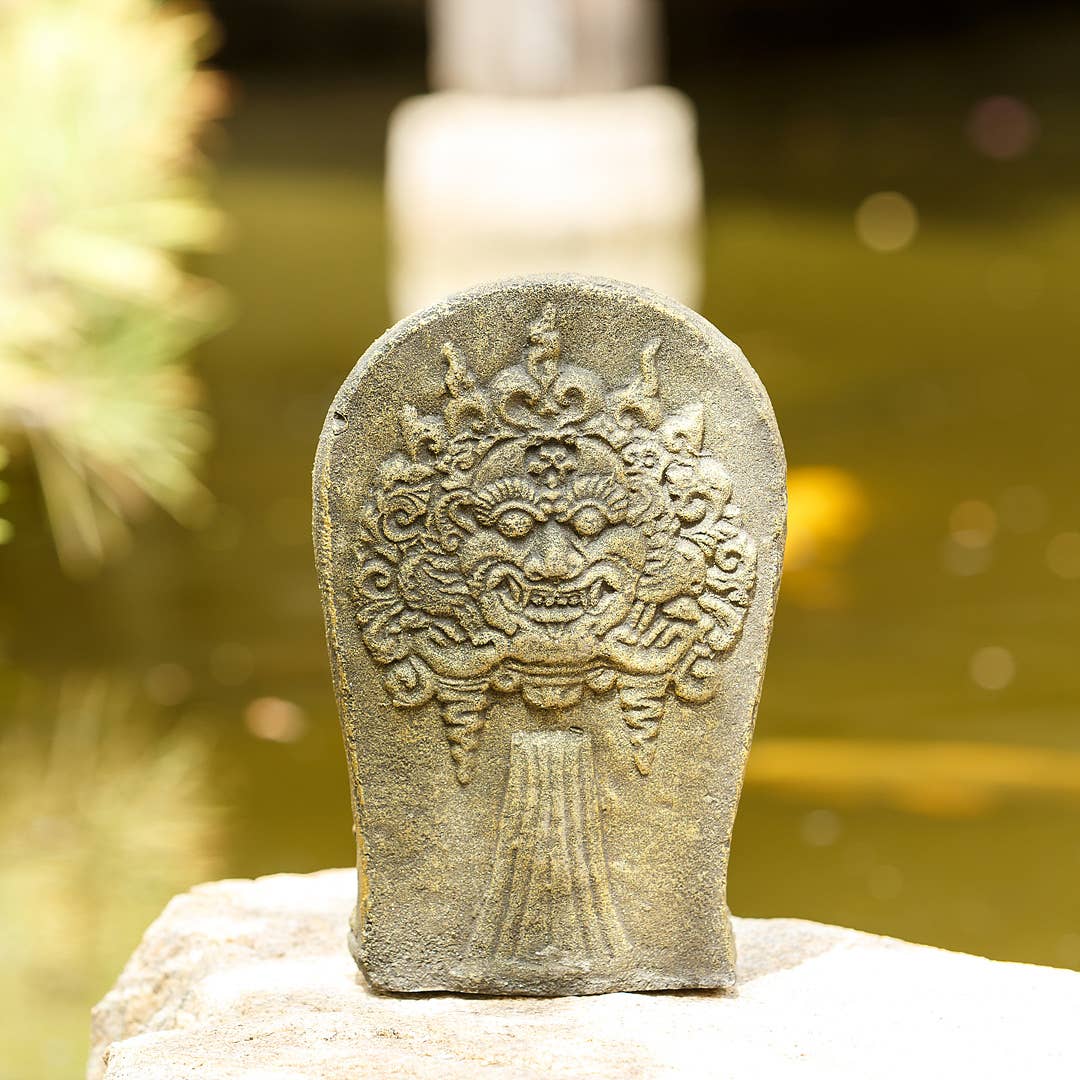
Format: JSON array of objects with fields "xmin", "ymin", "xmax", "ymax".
[{"xmin": 1, "ymin": 1, "xmax": 1078, "ymax": 1075}]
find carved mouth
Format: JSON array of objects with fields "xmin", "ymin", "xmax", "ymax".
[{"xmin": 486, "ymin": 566, "xmax": 625, "ymax": 626}]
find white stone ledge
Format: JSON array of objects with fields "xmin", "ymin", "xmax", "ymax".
[{"xmin": 89, "ymin": 868, "xmax": 1080, "ymax": 1079}]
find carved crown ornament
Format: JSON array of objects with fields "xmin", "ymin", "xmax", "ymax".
[{"xmin": 350, "ymin": 303, "xmax": 757, "ymax": 783}]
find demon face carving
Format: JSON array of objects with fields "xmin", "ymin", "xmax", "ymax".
[
  {"xmin": 352, "ymin": 305, "xmax": 757, "ymax": 782},
  {"xmin": 461, "ymin": 437, "xmax": 644, "ymax": 657}
]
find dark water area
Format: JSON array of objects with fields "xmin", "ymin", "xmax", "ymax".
[{"xmin": 2, "ymin": 17, "xmax": 1079, "ymax": 1076}]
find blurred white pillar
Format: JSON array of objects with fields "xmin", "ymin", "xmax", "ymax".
[
  {"xmin": 428, "ymin": 0, "xmax": 662, "ymax": 94},
  {"xmin": 386, "ymin": 0, "xmax": 703, "ymax": 319}
]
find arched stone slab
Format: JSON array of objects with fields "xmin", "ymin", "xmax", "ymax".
[{"xmin": 313, "ymin": 275, "xmax": 786, "ymax": 994}]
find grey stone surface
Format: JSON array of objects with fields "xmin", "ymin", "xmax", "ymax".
[
  {"xmin": 89, "ymin": 869, "xmax": 1080, "ymax": 1080},
  {"xmin": 314, "ymin": 276, "xmax": 785, "ymax": 994}
]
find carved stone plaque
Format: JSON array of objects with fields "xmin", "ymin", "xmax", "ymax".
[{"xmin": 314, "ymin": 275, "xmax": 785, "ymax": 995}]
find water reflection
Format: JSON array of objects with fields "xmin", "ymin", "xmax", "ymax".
[
  {"xmin": 747, "ymin": 738, "xmax": 1080, "ymax": 817},
  {"xmin": 0, "ymin": 674, "xmax": 219, "ymax": 1079}
]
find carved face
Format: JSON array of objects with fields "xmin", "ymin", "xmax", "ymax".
[{"xmin": 455, "ymin": 438, "xmax": 647, "ymax": 662}]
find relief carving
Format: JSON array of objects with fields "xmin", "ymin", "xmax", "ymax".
[
  {"xmin": 352, "ymin": 304, "xmax": 757, "ymax": 783},
  {"xmin": 456, "ymin": 729, "xmax": 628, "ymax": 983}
]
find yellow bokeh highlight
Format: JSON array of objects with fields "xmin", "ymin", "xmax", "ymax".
[{"xmin": 783, "ymin": 466, "xmax": 870, "ymax": 608}]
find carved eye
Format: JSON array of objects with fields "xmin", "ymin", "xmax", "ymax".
[
  {"xmin": 570, "ymin": 505, "xmax": 609, "ymax": 538},
  {"xmin": 496, "ymin": 507, "xmax": 538, "ymax": 539},
  {"xmin": 475, "ymin": 477, "xmax": 544, "ymax": 534}
]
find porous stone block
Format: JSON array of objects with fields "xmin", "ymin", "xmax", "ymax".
[{"xmin": 88, "ymin": 870, "xmax": 1080, "ymax": 1079}]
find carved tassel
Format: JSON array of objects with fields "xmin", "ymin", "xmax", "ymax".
[
  {"xmin": 616, "ymin": 674, "xmax": 669, "ymax": 775},
  {"xmin": 458, "ymin": 730, "xmax": 628, "ymax": 986},
  {"xmin": 435, "ymin": 677, "xmax": 490, "ymax": 784}
]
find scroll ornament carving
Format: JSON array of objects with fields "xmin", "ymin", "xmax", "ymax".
[{"xmin": 351, "ymin": 305, "xmax": 757, "ymax": 783}]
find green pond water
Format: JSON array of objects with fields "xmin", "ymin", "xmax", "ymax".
[{"xmin": 3, "ymin": 21, "xmax": 1079, "ymax": 1076}]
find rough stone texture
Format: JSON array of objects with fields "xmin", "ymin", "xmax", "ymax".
[
  {"xmin": 385, "ymin": 91, "xmax": 703, "ymax": 317},
  {"xmin": 89, "ymin": 869, "xmax": 1080, "ymax": 1080},
  {"xmin": 314, "ymin": 276, "xmax": 785, "ymax": 994}
]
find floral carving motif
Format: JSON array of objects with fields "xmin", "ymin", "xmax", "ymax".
[{"xmin": 352, "ymin": 305, "xmax": 757, "ymax": 782}]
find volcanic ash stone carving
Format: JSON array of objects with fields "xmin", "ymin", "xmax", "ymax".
[{"xmin": 314, "ymin": 276, "xmax": 786, "ymax": 995}]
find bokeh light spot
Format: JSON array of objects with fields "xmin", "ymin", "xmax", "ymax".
[
  {"xmin": 855, "ymin": 191, "xmax": 918, "ymax": 253},
  {"xmin": 1046, "ymin": 532, "xmax": 1080, "ymax": 580},
  {"xmin": 969, "ymin": 646, "xmax": 1015, "ymax": 691},
  {"xmin": 244, "ymin": 697, "xmax": 307, "ymax": 743},
  {"xmin": 144, "ymin": 662, "xmax": 193, "ymax": 706},
  {"xmin": 967, "ymin": 95, "xmax": 1040, "ymax": 160},
  {"xmin": 949, "ymin": 499, "xmax": 997, "ymax": 549},
  {"xmin": 801, "ymin": 808, "xmax": 841, "ymax": 848},
  {"xmin": 783, "ymin": 466, "xmax": 870, "ymax": 608}
]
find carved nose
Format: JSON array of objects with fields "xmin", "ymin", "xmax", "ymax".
[{"xmin": 523, "ymin": 522, "xmax": 584, "ymax": 581}]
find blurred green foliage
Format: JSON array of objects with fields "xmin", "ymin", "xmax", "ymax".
[{"xmin": 0, "ymin": 0, "xmax": 228, "ymax": 573}]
